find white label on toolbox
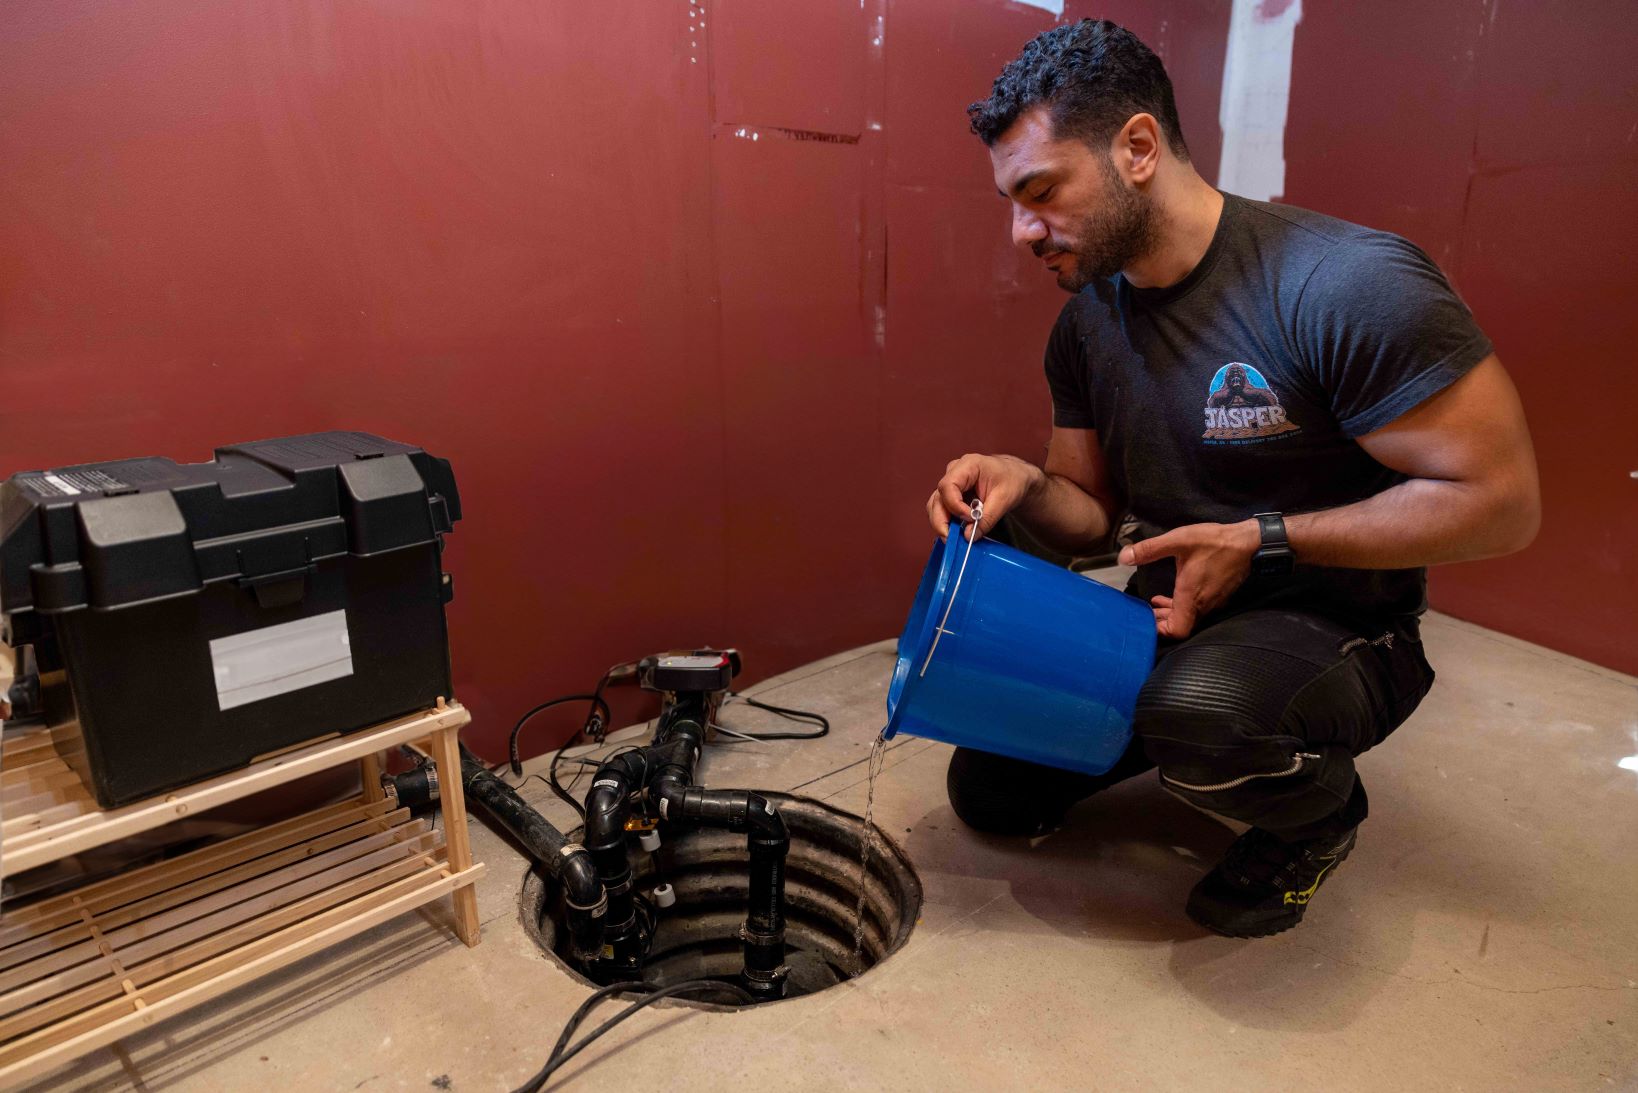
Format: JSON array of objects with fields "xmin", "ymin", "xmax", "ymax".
[
  {"xmin": 42, "ymin": 474, "xmax": 82, "ymax": 496},
  {"xmin": 210, "ymin": 609, "xmax": 354, "ymax": 712}
]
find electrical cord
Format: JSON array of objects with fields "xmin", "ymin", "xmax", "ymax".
[
  {"xmin": 713, "ymin": 691, "xmax": 830, "ymax": 740},
  {"xmin": 508, "ymin": 691, "xmax": 618, "ymax": 820},
  {"xmin": 546, "ymin": 733, "xmax": 589, "ymax": 820},
  {"xmin": 515, "ymin": 979, "xmax": 758, "ymax": 1092},
  {"xmin": 539, "ymin": 663, "xmax": 640, "ymax": 820},
  {"xmin": 514, "ymin": 665, "xmax": 828, "ymax": 821},
  {"xmin": 541, "ymin": 981, "xmax": 644, "ymax": 1074},
  {"xmin": 509, "ymin": 694, "xmax": 610, "ymax": 777}
]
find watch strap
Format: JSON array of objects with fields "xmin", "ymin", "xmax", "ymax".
[
  {"xmin": 1251, "ymin": 511, "xmax": 1295, "ymax": 577},
  {"xmin": 1254, "ymin": 512, "xmax": 1288, "ymax": 548}
]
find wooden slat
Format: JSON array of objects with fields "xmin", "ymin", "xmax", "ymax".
[
  {"xmin": 1, "ymin": 720, "xmax": 50, "ymax": 744},
  {"xmin": 1, "ymin": 743, "xmax": 59, "ymax": 771},
  {"xmin": 0, "ymin": 768, "xmax": 74, "ymax": 797},
  {"xmin": 0, "ymin": 808, "xmax": 415, "ymax": 977},
  {"xmin": 0, "ymin": 829, "xmax": 442, "ymax": 1025},
  {"xmin": 1, "ymin": 703, "xmax": 468, "ymax": 877},
  {"xmin": 0, "ymin": 799, "xmax": 396, "ymax": 947},
  {"xmin": 1, "ymin": 738, "xmax": 63, "ymax": 764},
  {"xmin": 1, "ymin": 729, "xmax": 59, "ymax": 773},
  {"xmin": 0, "ymin": 862, "xmax": 480, "ymax": 1085},
  {"xmin": 1, "ymin": 764, "xmax": 81, "ymax": 793},
  {"xmin": 0, "ymin": 831, "xmax": 445, "ymax": 1041},
  {"xmin": 426, "ymin": 727, "xmax": 481, "ymax": 947},
  {"xmin": 0, "ymin": 712, "xmax": 484, "ymax": 1087},
  {"xmin": 99, "ymin": 819, "xmax": 433, "ymax": 958},
  {"xmin": 4, "ymin": 788, "xmax": 81, "ymax": 819},
  {"xmin": 2, "ymin": 733, "xmax": 73, "ymax": 764},
  {"xmin": 0, "ymin": 816, "xmax": 431, "ymax": 996},
  {"xmin": 358, "ymin": 752, "xmax": 384, "ymax": 804},
  {"xmin": 3, "ymin": 800, "xmax": 92, "ymax": 837},
  {"xmin": 0, "ymin": 767, "xmax": 79, "ymax": 801}
]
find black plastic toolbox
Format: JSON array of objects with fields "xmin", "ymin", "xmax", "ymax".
[{"xmin": 0, "ymin": 431, "xmax": 462, "ymax": 808}]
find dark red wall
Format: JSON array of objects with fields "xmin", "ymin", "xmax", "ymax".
[
  {"xmin": 7, "ymin": 1, "xmax": 1621, "ymax": 766},
  {"xmin": 1280, "ymin": 0, "xmax": 1638, "ymax": 674},
  {"xmin": 0, "ymin": 1, "xmax": 1229, "ymax": 756}
]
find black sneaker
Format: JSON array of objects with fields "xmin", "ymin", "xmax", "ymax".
[{"xmin": 1186, "ymin": 825, "xmax": 1357, "ymax": 938}]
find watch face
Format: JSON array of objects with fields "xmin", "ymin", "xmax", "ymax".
[{"xmin": 1253, "ymin": 546, "xmax": 1295, "ymax": 577}]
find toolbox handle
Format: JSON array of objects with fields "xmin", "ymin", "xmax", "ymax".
[{"xmin": 237, "ymin": 566, "xmax": 312, "ymax": 610}]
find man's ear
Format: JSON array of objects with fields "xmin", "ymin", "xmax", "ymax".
[{"xmin": 1112, "ymin": 113, "xmax": 1162, "ymax": 185}]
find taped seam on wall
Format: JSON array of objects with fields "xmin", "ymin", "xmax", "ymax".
[{"xmin": 1217, "ymin": 0, "xmax": 1303, "ymax": 202}]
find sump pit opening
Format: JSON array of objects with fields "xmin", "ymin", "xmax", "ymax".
[{"xmin": 522, "ymin": 791, "xmax": 922, "ymax": 1006}]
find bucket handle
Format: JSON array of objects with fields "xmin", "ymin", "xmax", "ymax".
[{"xmin": 920, "ymin": 499, "xmax": 982, "ymax": 678}]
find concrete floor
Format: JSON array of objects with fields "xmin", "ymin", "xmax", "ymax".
[{"xmin": 30, "ymin": 578, "xmax": 1638, "ymax": 1091}]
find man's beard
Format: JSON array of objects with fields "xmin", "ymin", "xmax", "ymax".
[{"xmin": 1037, "ymin": 158, "xmax": 1159, "ymax": 292}]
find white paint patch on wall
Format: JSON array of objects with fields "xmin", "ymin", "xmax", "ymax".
[
  {"xmin": 1012, "ymin": 0, "xmax": 1065, "ymax": 16},
  {"xmin": 1217, "ymin": 0, "xmax": 1303, "ymax": 202}
]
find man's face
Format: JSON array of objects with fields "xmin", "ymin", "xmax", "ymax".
[{"xmin": 989, "ymin": 105, "xmax": 1158, "ymax": 292}]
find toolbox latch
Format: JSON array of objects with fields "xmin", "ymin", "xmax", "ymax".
[{"xmin": 238, "ymin": 568, "xmax": 311, "ymax": 610}]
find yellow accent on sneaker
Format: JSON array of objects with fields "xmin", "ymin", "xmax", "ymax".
[{"xmin": 1282, "ymin": 854, "xmax": 1341, "ymax": 906}]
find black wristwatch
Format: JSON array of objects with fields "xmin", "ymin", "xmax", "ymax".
[{"xmin": 1251, "ymin": 512, "xmax": 1295, "ymax": 577}]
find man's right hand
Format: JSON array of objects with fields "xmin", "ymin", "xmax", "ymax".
[{"xmin": 927, "ymin": 454, "xmax": 1045, "ymax": 542}]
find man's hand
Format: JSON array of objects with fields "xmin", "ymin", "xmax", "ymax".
[
  {"xmin": 0, "ymin": 641, "xmax": 13, "ymax": 721},
  {"xmin": 927, "ymin": 454, "xmax": 1045, "ymax": 541},
  {"xmin": 1119, "ymin": 520, "xmax": 1260, "ymax": 638}
]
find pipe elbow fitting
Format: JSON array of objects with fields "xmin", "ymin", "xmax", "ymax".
[
  {"xmin": 584, "ymin": 755, "xmax": 644, "ymax": 853},
  {"xmin": 745, "ymin": 793, "xmax": 788, "ymax": 847},
  {"xmin": 561, "ymin": 851, "xmax": 603, "ymax": 908},
  {"xmin": 560, "ymin": 851, "xmax": 608, "ymax": 960},
  {"xmin": 583, "ymin": 791, "xmax": 628, "ymax": 855},
  {"xmin": 652, "ymin": 774, "xmax": 689, "ymax": 820}
]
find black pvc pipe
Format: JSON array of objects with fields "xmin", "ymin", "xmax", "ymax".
[
  {"xmin": 456, "ymin": 745, "xmax": 607, "ymax": 960},
  {"xmin": 385, "ymin": 763, "xmax": 439, "ymax": 809},
  {"xmin": 678, "ymin": 788, "xmax": 790, "ymax": 1000},
  {"xmin": 581, "ymin": 749, "xmax": 650, "ymax": 973},
  {"xmin": 576, "ymin": 692, "xmax": 790, "ymax": 999}
]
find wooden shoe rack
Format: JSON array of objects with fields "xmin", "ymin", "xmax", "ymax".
[{"xmin": 0, "ymin": 687, "xmax": 483, "ymax": 1087}]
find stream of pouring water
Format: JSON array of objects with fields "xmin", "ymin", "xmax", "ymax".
[
  {"xmin": 851, "ymin": 729, "xmax": 890, "ymax": 973},
  {"xmin": 852, "ymin": 501, "xmax": 981, "ymax": 972}
]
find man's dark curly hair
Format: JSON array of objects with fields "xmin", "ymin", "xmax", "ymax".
[{"xmin": 968, "ymin": 20, "xmax": 1188, "ymax": 160}]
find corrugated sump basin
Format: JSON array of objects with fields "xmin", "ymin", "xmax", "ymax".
[{"xmin": 523, "ymin": 792, "xmax": 922, "ymax": 1006}]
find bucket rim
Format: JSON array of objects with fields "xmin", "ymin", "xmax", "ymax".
[{"xmin": 884, "ymin": 526, "xmax": 970, "ymax": 739}]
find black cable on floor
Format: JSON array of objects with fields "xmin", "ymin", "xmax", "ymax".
[
  {"xmin": 516, "ymin": 979, "xmax": 758, "ymax": 1092},
  {"xmin": 716, "ymin": 691, "xmax": 830, "ymax": 740}
]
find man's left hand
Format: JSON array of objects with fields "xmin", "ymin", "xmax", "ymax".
[{"xmin": 1118, "ymin": 520, "xmax": 1260, "ymax": 638}]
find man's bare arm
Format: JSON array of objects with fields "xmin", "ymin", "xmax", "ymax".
[
  {"xmin": 1121, "ymin": 355, "xmax": 1540, "ymax": 638},
  {"xmin": 1012, "ymin": 427, "xmax": 1123, "ymax": 552},
  {"xmin": 928, "ymin": 426, "xmax": 1121, "ymax": 552},
  {"xmin": 1282, "ymin": 354, "xmax": 1540, "ymax": 565},
  {"xmin": 1, "ymin": 641, "xmax": 14, "ymax": 721}
]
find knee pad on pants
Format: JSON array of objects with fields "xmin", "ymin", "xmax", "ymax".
[{"xmin": 1134, "ymin": 649, "xmax": 1357, "ymax": 835}]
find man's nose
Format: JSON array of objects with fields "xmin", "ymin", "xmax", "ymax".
[{"xmin": 1011, "ymin": 204, "xmax": 1047, "ymax": 249}]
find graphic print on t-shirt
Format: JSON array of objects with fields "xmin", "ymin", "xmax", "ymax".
[{"xmin": 1201, "ymin": 362, "xmax": 1302, "ymax": 443}]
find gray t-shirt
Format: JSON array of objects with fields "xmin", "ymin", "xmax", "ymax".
[{"xmin": 1045, "ymin": 192, "xmax": 1494, "ymax": 627}]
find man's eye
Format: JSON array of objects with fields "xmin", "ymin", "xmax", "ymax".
[{"xmin": 1032, "ymin": 186, "xmax": 1055, "ymax": 203}]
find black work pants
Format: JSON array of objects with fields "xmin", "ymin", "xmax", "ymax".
[{"xmin": 945, "ymin": 607, "xmax": 1436, "ymax": 843}]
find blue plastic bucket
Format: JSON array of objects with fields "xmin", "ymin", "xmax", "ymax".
[{"xmin": 885, "ymin": 530, "xmax": 1156, "ymax": 775}]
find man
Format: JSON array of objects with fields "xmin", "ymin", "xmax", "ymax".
[{"xmin": 929, "ymin": 20, "xmax": 1539, "ymax": 937}]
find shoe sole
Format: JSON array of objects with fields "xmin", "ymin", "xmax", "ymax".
[{"xmin": 1186, "ymin": 840, "xmax": 1354, "ymax": 939}]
